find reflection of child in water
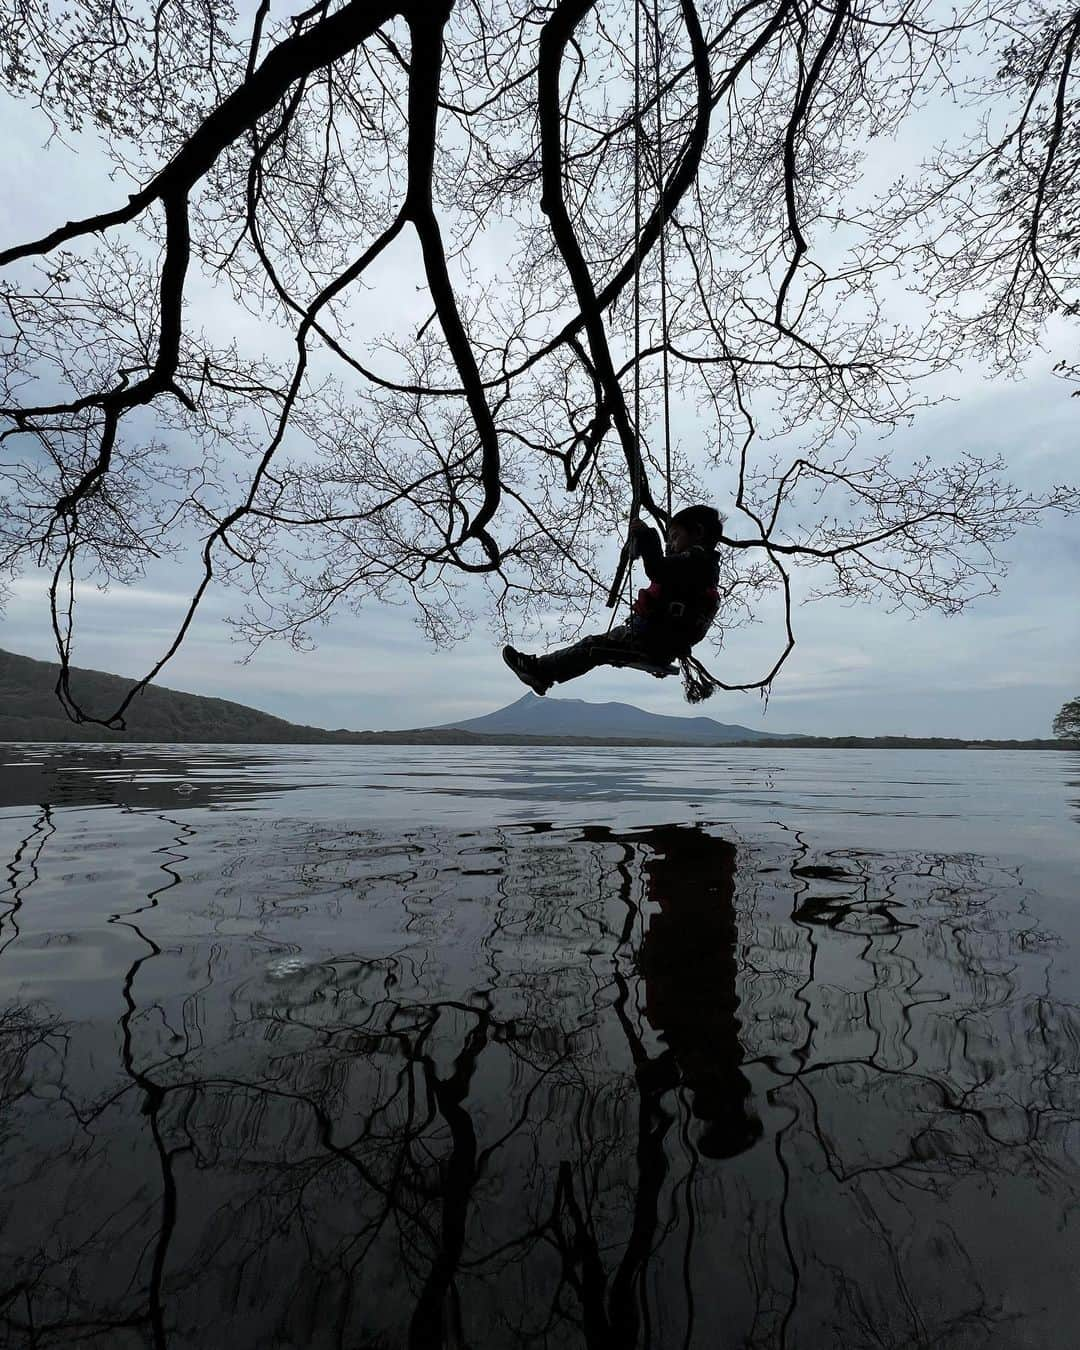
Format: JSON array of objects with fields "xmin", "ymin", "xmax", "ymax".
[{"xmin": 638, "ymin": 825, "xmax": 761, "ymax": 1160}]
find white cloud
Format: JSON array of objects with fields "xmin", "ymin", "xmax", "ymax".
[{"xmin": 8, "ymin": 577, "xmax": 197, "ymax": 609}]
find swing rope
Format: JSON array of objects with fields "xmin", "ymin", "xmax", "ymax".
[
  {"xmin": 633, "ymin": 0, "xmax": 644, "ymax": 530},
  {"xmin": 651, "ymin": 0, "xmax": 673, "ymax": 525},
  {"xmin": 613, "ymin": 0, "xmax": 724, "ymax": 704},
  {"xmin": 608, "ymin": 0, "xmax": 646, "ymax": 635},
  {"xmin": 611, "ymin": 0, "xmax": 671, "ymax": 630}
]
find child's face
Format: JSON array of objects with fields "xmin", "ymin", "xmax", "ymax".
[{"xmin": 667, "ymin": 521, "xmax": 703, "ymax": 554}]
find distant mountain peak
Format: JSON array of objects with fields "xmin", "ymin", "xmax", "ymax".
[{"xmin": 436, "ymin": 692, "xmax": 796, "ymax": 744}]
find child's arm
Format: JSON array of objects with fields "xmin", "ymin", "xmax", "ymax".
[
  {"xmin": 630, "ymin": 521, "xmax": 665, "ymax": 578},
  {"xmin": 633, "ymin": 523, "xmax": 710, "ymax": 586}
]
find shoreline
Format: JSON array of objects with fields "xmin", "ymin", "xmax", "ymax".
[{"xmin": 0, "ymin": 733, "xmax": 1074, "ymax": 750}]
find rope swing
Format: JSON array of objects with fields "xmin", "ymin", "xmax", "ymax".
[
  {"xmin": 606, "ymin": 1, "xmax": 726, "ymax": 704},
  {"xmin": 633, "ymin": 0, "xmax": 674, "ymax": 525},
  {"xmin": 651, "ymin": 0, "xmax": 674, "ymax": 527},
  {"xmin": 607, "ymin": 0, "xmax": 674, "ymax": 627}
]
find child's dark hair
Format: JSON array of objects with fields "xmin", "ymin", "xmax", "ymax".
[{"xmin": 671, "ymin": 504, "xmax": 724, "ymax": 548}]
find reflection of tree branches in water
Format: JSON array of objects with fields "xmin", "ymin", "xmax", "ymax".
[
  {"xmin": 1, "ymin": 810, "xmax": 200, "ymax": 1346},
  {"xmin": 0, "ymin": 1000, "xmax": 68, "ymax": 1332},
  {"xmin": 0, "ymin": 814, "xmax": 1077, "ymax": 1348},
  {"xmin": 0, "ymin": 805, "xmax": 55, "ymax": 959},
  {"xmin": 111, "ymin": 812, "xmax": 200, "ymax": 1350},
  {"xmin": 743, "ymin": 824, "xmax": 1078, "ymax": 1346}
]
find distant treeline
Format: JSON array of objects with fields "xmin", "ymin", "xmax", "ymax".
[
  {"xmin": 0, "ymin": 714, "xmax": 360, "ymax": 744},
  {"xmin": 722, "ymin": 736, "xmax": 1076, "ymax": 750},
  {"xmin": 348, "ymin": 731, "xmax": 1077, "ymax": 750},
  {"xmin": 3, "ymin": 717, "xmax": 1073, "ymax": 750}
]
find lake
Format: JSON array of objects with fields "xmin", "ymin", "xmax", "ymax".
[{"xmin": 0, "ymin": 745, "xmax": 1077, "ymax": 1349}]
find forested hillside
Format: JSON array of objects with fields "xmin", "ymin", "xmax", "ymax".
[{"xmin": 0, "ymin": 648, "xmax": 353, "ymax": 743}]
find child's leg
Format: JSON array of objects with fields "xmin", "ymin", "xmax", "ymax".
[
  {"xmin": 504, "ymin": 623, "xmax": 677, "ymax": 694},
  {"xmin": 533, "ymin": 622, "xmax": 648, "ymax": 685}
]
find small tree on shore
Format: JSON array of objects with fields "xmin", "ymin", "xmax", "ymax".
[
  {"xmin": 1, "ymin": 0, "xmax": 1078, "ymax": 725},
  {"xmin": 1053, "ymin": 698, "xmax": 1080, "ymax": 741}
]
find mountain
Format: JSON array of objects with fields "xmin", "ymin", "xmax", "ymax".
[
  {"xmin": 438, "ymin": 692, "xmax": 796, "ymax": 743},
  {"xmin": 0, "ymin": 646, "xmax": 360, "ymax": 744},
  {"xmin": 0, "ymin": 647, "xmax": 793, "ymax": 746}
]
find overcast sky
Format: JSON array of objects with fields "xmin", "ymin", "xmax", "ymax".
[{"xmin": 1, "ymin": 50, "xmax": 1077, "ymax": 741}]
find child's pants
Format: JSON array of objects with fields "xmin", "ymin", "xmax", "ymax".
[{"xmin": 534, "ymin": 621, "xmax": 681, "ymax": 685}]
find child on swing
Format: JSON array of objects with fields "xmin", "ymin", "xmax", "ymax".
[{"xmin": 503, "ymin": 504, "xmax": 723, "ymax": 696}]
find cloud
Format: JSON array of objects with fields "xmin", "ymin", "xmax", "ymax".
[{"xmin": 8, "ymin": 577, "xmax": 197, "ymax": 609}]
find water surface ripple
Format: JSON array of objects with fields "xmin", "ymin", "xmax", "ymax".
[{"xmin": 0, "ymin": 746, "xmax": 1077, "ymax": 1348}]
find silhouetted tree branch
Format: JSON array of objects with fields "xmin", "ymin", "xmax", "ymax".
[{"xmin": 0, "ymin": 0, "xmax": 1077, "ymax": 723}]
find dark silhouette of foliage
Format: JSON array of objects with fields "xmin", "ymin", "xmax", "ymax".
[{"xmin": 1053, "ymin": 695, "xmax": 1080, "ymax": 739}]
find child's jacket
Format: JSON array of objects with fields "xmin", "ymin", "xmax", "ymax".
[{"xmin": 631, "ymin": 525, "xmax": 720, "ymax": 653}]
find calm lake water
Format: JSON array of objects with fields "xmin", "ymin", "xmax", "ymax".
[{"xmin": 0, "ymin": 745, "xmax": 1077, "ymax": 1349}]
